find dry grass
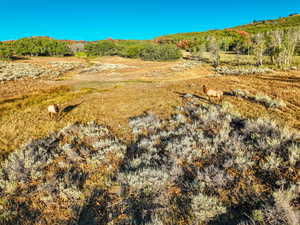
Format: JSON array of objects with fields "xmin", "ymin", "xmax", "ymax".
[{"xmin": 0, "ymin": 55, "xmax": 300, "ymax": 160}]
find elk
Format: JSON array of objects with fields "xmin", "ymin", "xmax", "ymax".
[
  {"xmin": 202, "ymin": 85, "xmax": 223, "ymax": 103},
  {"xmin": 48, "ymin": 104, "xmax": 60, "ymax": 120}
]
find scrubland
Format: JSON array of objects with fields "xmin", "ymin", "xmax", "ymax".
[{"xmin": 0, "ymin": 51, "xmax": 299, "ymax": 224}]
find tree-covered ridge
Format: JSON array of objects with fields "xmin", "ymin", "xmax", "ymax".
[{"xmin": 158, "ymin": 15, "xmax": 300, "ymax": 41}]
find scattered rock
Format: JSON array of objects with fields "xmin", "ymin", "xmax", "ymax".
[
  {"xmin": 214, "ymin": 66, "xmax": 274, "ymax": 75},
  {"xmin": 80, "ymin": 63, "xmax": 136, "ymax": 74},
  {"xmin": 171, "ymin": 60, "xmax": 201, "ymax": 72},
  {"xmin": 48, "ymin": 61, "xmax": 85, "ymax": 76},
  {"xmin": 0, "ymin": 62, "xmax": 46, "ymax": 82},
  {"xmin": 0, "ymin": 61, "xmax": 86, "ymax": 82}
]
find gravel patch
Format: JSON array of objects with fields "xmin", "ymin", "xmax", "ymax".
[
  {"xmin": 0, "ymin": 62, "xmax": 47, "ymax": 82},
  {"xmin": 47, "ymin": 61, "xmax": 85, "ymax": 76},
  {"xmin": 0, "ymin": 61, "xmax": 86, "ymax": 82},
  {"xmin": 79, "ymin": 63, "xmax": 137, "ymax": 74},
  {"xmin": 171, "ymin": 60, "xmax": 202, "ymax": 72},
  {"xmin": 214, "ymin": 66, "xmax": 274, "ymax": 75}
]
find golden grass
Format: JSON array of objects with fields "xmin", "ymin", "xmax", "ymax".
[{"xmin": 0, "ymin": 55, "xmax": 299, "ymax": 160}]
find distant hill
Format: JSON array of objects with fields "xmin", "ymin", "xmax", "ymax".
[{"xmin": 157, "ymin": 14, "xmax": 300, "ymax": 41}]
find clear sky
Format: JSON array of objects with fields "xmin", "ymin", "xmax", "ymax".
[{"xmin": 0, "ymin": 0, "xmax": 299, "ymax": 41}]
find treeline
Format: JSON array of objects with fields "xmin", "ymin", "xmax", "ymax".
[
  {"xmin": 84, "ymin": 40, "xmax": 182, "ymax": 61},
  {"xmin": 165, "ymin": 27, "xmax": 300, "ymax": 69},
  {"xmin": 159, "ymin": 15, "xmax": 300, "ymax": 43},
  {"xmin": 204, "ymin": 28, "xmax": 300, "ymax": 69},
  {"xmin": 0, "ymin": 37, "xmax": 182, "ymax": 61},
  {"xmin": 0, "ymin": 37, "xmax": 72, "ymax": 59},
  {"xmin": 1, "ymin": 27, "xmax": 299, "ymax": 67}
]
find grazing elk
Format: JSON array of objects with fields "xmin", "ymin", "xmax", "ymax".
[
  {"xmin": 48, "ymin": 104, "xmax": 60, "ymax": 120},
  {"xmin": 202, "ymin": 85, "xmax": 223, "ymax": 103}
]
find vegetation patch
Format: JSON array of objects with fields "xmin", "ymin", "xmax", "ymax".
[
  {"xmin": 215, "ymin": 66, "xmax": 274, "ymax": 75},
  {"xmin": 84, "ymin": 40, "xmax": 182, "ymax": 61},
  {"xmin": 228, "ymin": 89, "xmax": 286, "ymax": 108},
  {"xmin": 0, "ymin": 103, "xmax": 299, "ymax": 225}
]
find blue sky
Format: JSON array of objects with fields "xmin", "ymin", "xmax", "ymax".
[{"xmin": 0, "ymin": 0, "xmax": 299, "ymax": 41}]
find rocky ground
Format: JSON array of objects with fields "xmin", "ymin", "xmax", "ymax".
[
  {"xmin": 171, "ymin": 60, "xmax": 202, "ymax": 72},
  {"xmin": 0, "ymin": 62, "xmax": 46, "ymax": 82},
  {"xmin": 79, "ymin": 63, "xmax": 137, "ymax": 74},
  {"xmin": 0, "ymin": 61, "xmax": 139, "ymax": 82},
  {"xmin": 0, "ymin": 61, "xmax": 85, "ymax": 82},
  {"xmin": 48, "ymin": 61, "xmax": 86, "ymax": 76}
]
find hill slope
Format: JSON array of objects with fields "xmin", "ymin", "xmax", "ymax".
[{"xmin": 158, "ymin": 14, "xmax": 300, "ymax": 41}]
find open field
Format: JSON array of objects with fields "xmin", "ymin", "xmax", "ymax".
[
  {"xmin": 0, "ymin": 53, "xmax": 300, "ymax": 224},
  {"xmin": 0, "ymin": 54, "xmax": 300, "ymax": 158}
]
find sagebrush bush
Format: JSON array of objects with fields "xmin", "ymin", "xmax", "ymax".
[
  {"xmin": 0, "ymin": 102, "xmax": 299, "ymax": 225},
  {"xmin": 229, "ymin": 89, "xmax": 286, "ymax": 108},
  {"xmin": 215, "ymin": 66, "xmax": 273, "ymax": 75},
  {"xmin": 0, "ymin": 122, "xmax": 127, "ymax": 225}
]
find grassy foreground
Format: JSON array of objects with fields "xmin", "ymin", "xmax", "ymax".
[
  {"xmin": 0, "ymin": 102, "xmax": 299, "ymax": 225},
  {"xmin": 0, "ymin": 55, "xmax": 299, "ymax": 224}
]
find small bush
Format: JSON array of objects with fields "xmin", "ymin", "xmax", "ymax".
[
  {"xmin": 75, "ymin": 51, "xmax": 88, "ymax": 58},
  {"xmin": 254, "ymin": 93, "xmax": 286, "ymax": 108}
]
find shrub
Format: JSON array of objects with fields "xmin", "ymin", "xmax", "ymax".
[
  {"xmin": 191, "ymin": 193, "xmax": 226, "ymax": 223},
  {"xmin": 229, "ymin": 89, "xmax": 286, "ymax": 108},
  {"xmin": 254, "ymin": 93, "xmax": 287, "ymax": 108},
  {"xmin": 75, "ymin": 51, "xmax": 88, "ymax": 58},
  {"xmin": 140, "ymin": 44, "xmax": 182, "ymax": 61}
]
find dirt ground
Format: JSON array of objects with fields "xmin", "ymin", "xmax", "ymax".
[{"xmin": 0, "ymin": 56, "xmax": 299, "ymax": 158}]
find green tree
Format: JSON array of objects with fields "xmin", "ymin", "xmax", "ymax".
[
  {"xmin": 252, "ymin": 33, "xmax": 266, "ymax": 66},
  {"xmin": 84, "ymin": 40, "xmax": 119, "ymax": 56},
  {"xmin": 14, "ymin": 37, "xmax": 71, "ymax": 57},
  {"xmin": 0, "ymin": 42, "xmax": 14, "ymax": 59},
  {"xmin": 140, "ymin": 44, "xmax": 182, "ymax": 61},
  {"xmin": 208, "ymin": 36, "xmax": 220, "ymax": 67}
]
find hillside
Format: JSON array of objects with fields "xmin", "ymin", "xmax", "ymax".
[{"xmin": 157, "ymin": 14, "xmax": 300, "ymax": 41}]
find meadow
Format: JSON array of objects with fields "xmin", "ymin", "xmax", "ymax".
[{"xmin": 0, "ymin": 50, "xmax": 299, "ymax": 224}]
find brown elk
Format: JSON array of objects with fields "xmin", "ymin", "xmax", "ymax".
[
  {"xmin": 47, "ymin": 104, "xmax": 60, "ymax": 120},
  {"xmin": 202, "ymin": 85, "xmax": 223, "ymax": 103}
]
